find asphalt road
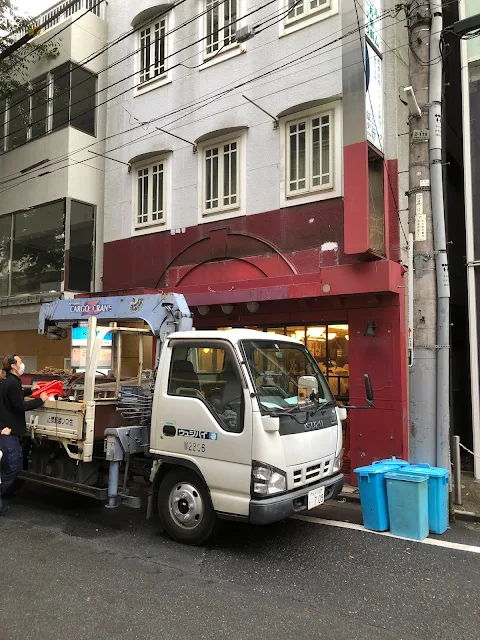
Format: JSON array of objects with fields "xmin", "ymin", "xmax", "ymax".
[{"xmin": 1, "ymin": 486, "xmax": 479, "ymax": 640}]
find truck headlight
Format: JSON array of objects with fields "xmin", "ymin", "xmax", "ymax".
[
  {"xmin": 252, "ymin": 461, "xmax": 287, "ymax": 497},
  {"xmin": 333, "ymin": 449, "xmax": 343, "ymax": 473}
]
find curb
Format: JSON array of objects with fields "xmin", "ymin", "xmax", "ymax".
[{"xmin": 339, "ymin": 491, "xmax": 360, "ymax": 504}]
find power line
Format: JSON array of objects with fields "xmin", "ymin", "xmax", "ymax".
[
  {"xmin": 0, "ymin": 0, "xmax": 345, "ymax": 161},
  {"xmin": 0, "ymin": 0, "xmax": 274, "ymax": 123},
  {"xmin": 0, "ymin": 10, "xmax": 406, "ymax": 194},
  {"xmin": 0, "ymin": 8, "xmax": 401, "ymax": 190},
  {"xmin": 5, "ymin": 33, "xmax": 413, "ymax": 192},
  {"xmin": 0, "ymin": 4, "xmax": 284, "ymax": 152},
  {"xmin": 106, "ymin": 31, "xmax": 412, "ymax": 162}
]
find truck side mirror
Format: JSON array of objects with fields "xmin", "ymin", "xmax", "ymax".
[
  {"xmin": 364, "ymin": 374, "xmax": 375, "ymax": 408},
  {"xmin": 262, "ymin": 416, "xmax": 280, "ymax": 433}
]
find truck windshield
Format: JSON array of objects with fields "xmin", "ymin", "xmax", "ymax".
[{"xmin": 240, "ymin": 339, "xmax": 334, "ymax": 414}]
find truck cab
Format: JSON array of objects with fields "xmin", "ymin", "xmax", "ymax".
[{"xmin": 149, "ymin": 329, "xmax": 344, "ymax": 543}]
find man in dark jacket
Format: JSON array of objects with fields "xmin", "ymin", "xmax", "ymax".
[{"xmin": 0, "ymin": 355, "xmax": 48, "ymax": 515}]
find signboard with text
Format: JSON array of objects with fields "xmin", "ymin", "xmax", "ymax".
[
  {"xmin": 365, "ymin": 0, "xmax": 382, "ymax": 51},
  {"xmin": 366, "ymin": 42, "xmax": 384, "ymax": 151}
]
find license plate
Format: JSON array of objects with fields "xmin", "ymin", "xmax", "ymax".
[{"xmin": 307, "ymin": 486, "xmax": 325, "ymax": 510}]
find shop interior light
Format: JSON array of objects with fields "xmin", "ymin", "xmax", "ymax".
[
  {"xmin": 327, "ymin": 332, "xmax": 337, "ymax": 340},
  {"xmin": 328, "ymin": 324, "xmax": 348, "ymax": 331},
  {"xmin": 306, "ymin": 327, "xmax": 326, "ymax": 338}
]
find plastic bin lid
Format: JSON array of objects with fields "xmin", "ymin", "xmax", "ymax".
[
  {"xmin": 403, "ymin": 464, "xmax": 449, "ymax": 478},
  {"xmin": 384, "ymin": 471, "xmax": 429, "ymax": 482},
  {"xmin": 354, "ymin": 463, "xmax": 400, "ymax": 476},
  {"xmin": 372, "ymin": 457, "xmax": 409, "ymax": 466}
]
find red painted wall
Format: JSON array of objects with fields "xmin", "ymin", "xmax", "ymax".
[
  {"xmin": 343, "ymin": 142, "xmax": 370, "ymax": 256},
  {"xmin": 104, "ymin": 199, "xmax": 351, "ymax": 292}
]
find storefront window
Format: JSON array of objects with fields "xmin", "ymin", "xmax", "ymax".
[
  {"xmin": 326, "ymin": 324, "xmax": 349, "ymax": 398},
  {"xmin": 207, "ymin": 322, "xmax": 349, "ymax": 399},
  {"xmin": 286, "ymin": 326, "xmax": 306, "ymax": 343}
]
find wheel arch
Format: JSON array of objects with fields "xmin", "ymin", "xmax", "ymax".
[{"xmin": 147, "ymin": 456, "xmax": 210, "ymax": 520}]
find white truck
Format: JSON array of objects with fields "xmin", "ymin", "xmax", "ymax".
[{"xmin": 20, "ymin": 293, "xmax": 373, "ymax": 544}]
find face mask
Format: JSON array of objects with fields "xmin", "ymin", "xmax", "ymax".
[{"xmin": 14, "ymin": 362, "xmax": 25, "ymax": 376}]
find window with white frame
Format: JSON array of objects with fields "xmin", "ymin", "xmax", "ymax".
[
  {"xmin": 134, "ymin": 159, "xmax": 166, "ymax": 228},
  {"xmin": 203, "ymin": 138, "xmax": 240, "ymax": 214},
  {"xmin": 138, "ymin": 18, "xmax": 167, "ymax": 85},
  {"xmin": 286, "ymin": 111, "xmax": 333, "ymax": 197},
  {"xmin": 204, "ymin": 0, "xmax": 238, "ymax": 58},
  {"xmin": 286, "ymin": 0, "xmax": 330, "ymax": 24}
]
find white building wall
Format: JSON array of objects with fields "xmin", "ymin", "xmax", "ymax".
[
  {"xmin": 104, "ymin": 0, "xmax": 343, "ymax": 243},
  {"xmin": 0, "ymin": 11, "xmax": 109, "ymax": 293},
  {"xmin": 0, "ymin": 12, "xmax": 108, "ymax": 210}
]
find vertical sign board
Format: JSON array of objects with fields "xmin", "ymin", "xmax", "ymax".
[
  {"xmin": 365, "ymin": 42, "xmax": 384, "ymax": 152},
  {"xmin": 365, "ymin": 0, "xmax": 382, "ymax": 51}
]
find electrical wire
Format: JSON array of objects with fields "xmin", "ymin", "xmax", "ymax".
[
  {"xmin": 1, "ymin": 0, "xmax": 275, "ymax": 123},
  {"xmin": 0, "ymin": 6, "xmax": 268, "ymax": 152},
  {"xmin": 0, "ymin": 8, "xmax": 402, "ymax": 190},
  {"xmin": 117, "ymin": 17, "xmax": 413, "ymax": 161},
  {"xmin": 404, "ymin": 0, "xmax": 460, "ymax": 67},
  {"xmin": 4, "ymin": 31, "xmax": 413, "ymax": 193},
  {"xmin": 0, "ymin": 2, "xmax": 398, "ymax": 162},
  {"xmin": 1, "ymin": 0, "xmax": 401, "ymax": 146},
  {"xmin": 0, "ymin": 10, "xmax": 407, "ymax": 194}
]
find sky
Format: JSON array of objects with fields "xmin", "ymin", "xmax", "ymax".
[{"xmin": 15, "ymin": 0, "xmax": 54, "ymax": 17}]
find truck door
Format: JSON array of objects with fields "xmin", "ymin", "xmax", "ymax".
[{"xmin": 153, "ymin": 339, "xmax": 252, "ymax": 517}]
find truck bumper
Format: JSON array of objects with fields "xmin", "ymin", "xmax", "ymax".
[{"xmin": 249, "ymin": 473, "xmax": 344, "ymax": 526}]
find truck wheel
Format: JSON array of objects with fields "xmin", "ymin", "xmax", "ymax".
[{"xmin": 158, "ymin": 469, "xmax": 216, "ymax": 545}]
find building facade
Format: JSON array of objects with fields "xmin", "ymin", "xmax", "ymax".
[
  {"xmin": 101, "ymin": 0, "xmax": 410, "ymax": 479},
  {"xmin": 0, "ymin": 1, "xmax": 108, "ymax": 371}
]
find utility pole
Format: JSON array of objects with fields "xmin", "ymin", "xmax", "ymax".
[
  {"xmin": 406, "ymin": 0, "xmax": 437, "ymax": 465},
  {"xmin": 429, "ymin": 0, "xmax": 450, "ymax": 471}
]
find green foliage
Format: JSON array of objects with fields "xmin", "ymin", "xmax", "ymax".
[{"xmin": 0, "ymin": 0, "xmax": 58, "ymax": 100}]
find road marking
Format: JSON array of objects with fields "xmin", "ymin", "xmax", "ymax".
[{"xmin": 292, "ymin": 515, "xmax": 480, "ymax": 554}]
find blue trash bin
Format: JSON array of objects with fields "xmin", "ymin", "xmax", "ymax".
[
  {"xmin": 385, "ymin": 471, "xmax": 429, "ymax": 540},
  {"xmin": 403, "ymin": 464, "xmax": 449, "ymax": 534},
  {"xmin": 354, "ymin": 462, "xmax": 406, "ymax": 531}
]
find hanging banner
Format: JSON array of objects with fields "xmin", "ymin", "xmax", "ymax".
[{"xmin": 365, "ymin": 42, "xmax": 384, "ymax": 151}]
